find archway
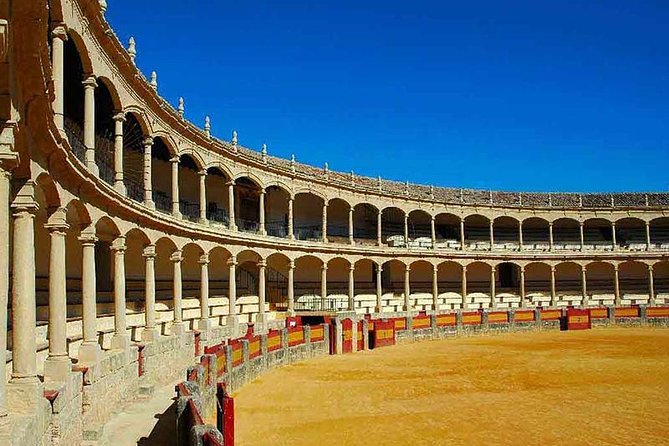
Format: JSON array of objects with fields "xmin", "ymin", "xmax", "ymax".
[
  {"xmin": 437, "ymin": 261, "xmax": 462, "ymax": 309},
  {"xmin": 178, "ymin": 155, "xmax": 201, "ymax": 221},
  {"xmin": 381, "ymin": 207, "xmax": 405, "ymax": 246},
  {"xmin": 583, "ymin": 218, "xmax": 613, "ymax": 250},
  {"xmin": 122, "ymin": 113, "xmax": 146, "ymax": 202},
  {"xmin": 264, "ymin": 186, "xmax": 290, "ymax": 237},
  {"xmin": 615, "ymin": 218, "xmax": 647, "ymax": 250},
  {"xmin": 524, "ymin": 262, "xmax": 551, "ymax": 307},
  {"xmin": 522, "ymin": 217, "xmax": 550, "ymax": 250},
  {"xmin": 434, "ymin": 213, "xmax": 460, "ymax": 249},
  {"xmin": 151, "ymin": 138, "xmax": 173, "ymax": 213},
  {"xmin": 294, "ymin": 255, "xmax": 324, "ymax": 311},
  {"xmin": 493, "ymin": 217, "xmax": 519, "ymax": 250},
  {"xmin": 408, "ymin": 210, "xmax": 431, "ymax": 248},
  {"xmin": 234, "ymin": 178, "xmax": 262, "ymax": 233},
  {"xmin": 353, "ymin": 203, "xmax": 378, "ymax": 245},
  {"xmin": 293, "ymin": 193, "xmax": 323, "ymax": 241},
  {"xmin": 463, "ymin": 215, "xmax": 490, "ymax": 250},
  {"xmin": 552, "ymin": 218, "xmax": 580, "ymax": 250},
  {"xmin": 206, "ymin": 168, "xmax": 231, "ymax": 226},
  {"xmin": 619, "ymin": 261, "xmax": 650, "ymax": 305}
]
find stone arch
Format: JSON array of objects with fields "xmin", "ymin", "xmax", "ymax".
[
  {"xmin": 552, "ymin": 217, "xmax": 581, "ymax": 250},
  {"xmin": 407, "ymin": 209, "xmax": 432, "ymax": 243},
  {"xmin": 181, "ymin": 243, "xmax": 206, "ymax": 300},
  {"xmin": 353, "ymin": 202, "xmax": 378, "ymax": 243},
  {"xmin": 96, "ymin": 76, "xmax": 124, "ymax": 112},
  {"xmin": 615, "ymin": 217, "xmax": 647, "ymax": 249},
  {"xmin": 327, "ymin": 257, "xmax": 351, "ymax": 300},
  {"xmin": 65, "ymin": 29, "xmax": 94, "ymax": 76},
  {"xmin": 493, "ymin": 216, "xmax": 520, "ymax": 247},
  {"xmin": 380, "ymin": 258, "xmax": 406, "ymax": 300},
  {"xmin": 524, "ymin": 262, "xmax": 551, "ymax": 305},
  {"xmin": 409, "ymin": 260, "xmax": 433, "ymax": 308},
  {"xmin": 264, "ymin": 183, "xmax": 291, "ymax": 238},
  {"xmin": 582, "ymin": 217, "xmax": 613, "ymax": 249},
  {"xmin": 619, "ymin": 260, "xmax": 650, "ymax": 301},
  {"xmin": 327, "ymin": 198, "xmax": 350, "ymax": 242},
  {"xmin": 123, "ymin": 108, "xmax": 153, "ymax": 136},
  {"xmin": 294, "ymin": 192, "xmax": 325, "ymax": 241},
  {"xmin": 203, "ymin": 161, "xmax": 234, "ymax": 180},
  {"xmin": 381, "ymin": 206, "xmax": 405, "ymax": 246},
  {"xmin": 522, "ymin": 217, "xmax": 550, "ymax": 248},
  {"xmin": 554, "ymin": 261, "xmax": 582, "ymax": 298},
  {"xmin": 463, "ymin": 214, "xmax": 490, "ymax": 250},
  {"xmin": 649, "ymin": 217, "xmax": 669, "ymax": 247}
]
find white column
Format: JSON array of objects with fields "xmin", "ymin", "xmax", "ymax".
[
  {"xmin": 44, "ymin": 208, "xmax": 70, "ymax": 382},
  {"xmin": 579, "ymin": 221, "xmax": 585, "ymax": 251},
  {"xmin": 649, "ymin": 265, "xmax": 655, "ymax": 306},
  {"xmin": 51, "ymin": 25, "xmax": 67, "ymax": 130},
  {"xmin": 348, "ymin": 205, "xmax": 354, "ymax": 245},
  {"xmin": 375, "ymin": 264, "xmax": 383, "ymax": 313},
  {"xmin": 322, "ymin": 203, "xmax": 328, "ymax": 243},
  {"xmin": 404, "ymin": 264, "xmax": 411, "ymax": 312},
  {"xmin": 142, "ymin": 244, "xmax": 158, "ymax": 342},
  {"xmin": 110, "ymin": 236, "xmax": 130, "ymax": 350},
  {"xmin": 198, "ymin": 253, "xmax": 210, "ymax": 331},
  {"xmin": 228, "ymin": 257, "xmax": 238, "ymax": 328},
  {"xmin": 489, "ymin": 220, "xmax": 494, "ymax": 251},
  {"xmin": 348, "ymin": 264, "xmax": 355, "ymax": 311},
  {"xmin": 549, "ymin": 222, "xmax": 554, "ymax": 251},
  {"xmin": 0, "ymin": 167, "xmax": 14, "ymax": 415},
  {"xmin": 143, "ymin": 137, "xmax": 155, "ymax": 208},
  {"xmin": 611, "ymin": 222, "xmax": 617, "ymax": 250},
  {"xmin": 550, "ymin": 265, "xmax": 557, "ymax": 307},
  {"xmin": 78, "ymin": 230, "xmax": 100, "ymax": 364},
  {"xmin": 518, "ymin": 220, "xmax": 524, "ymax": 251},
  {"xmin": 171, "ymin": 250, "xmax": 184, "ymax": 335},
  {"xmin": 461, "ymin": 265, "xmax": 468, "ymax": 308},
  {"xmin": 321, "ymin": 264, "xmax": 328, "ymax": 304},
  {"xmin": 228, "ymin": 181, "xmax": 237, "ymax": 230},
  {"xmin": 581, "ymin": 265, "xmax": 588, "ymax": 306},
  {"xmin": 432, "ymin": 264, "xmax": 439, "ymax": 311},
  {"xmin": 377, "ymin": 210, "xmax": 382, "ymax": 246},
  {"xmin": 198, "ymin": 170, "xmax": 207, "ymax": 223},
  {"xmin": 287, "ymin": 260, "xmax": 295, "ymax": 315},
  {"xmin": 403, "ymin": 213, "xmax": 409, "ymax": 248},
  {"xmin": 519, "ymin": 266, "xmax": 526, "ymax": 308},
  {"xmin": 287, "ymin": 197, "xmax": 294, "ymax": 239},
  {"xmin": 646, "ymin": 221, "xmax": 651, "ymax": 251},
  {"xmin": 460, "ymin": 218, "xmax": 465, "ymax": 251},
  {"xmin": 171, "ymin": 158, "xmax": 181, "ymax": 217},
  {"xmin": 257, "ymin": 260, "xmax": 267, "ymax": 327},
  {"xmin": 431, "ymin": 216, "xmax": 436, "ymax": 249},
  {"xmin": 10, "ymin": 184, "xmax": 39, "ymax": 383},
  {"xmin": 259, "ymin": 190, "xmax": 266, "ymax": 235},
  {"xmin": 613, "ymin": 264, "xmax": 621, "ymax": 306},
  {"xmin": 490, "ymin": 265, "xmax": 496, "ymax": 309},
  {"xmin": 83, "ymin": 76, "xmax": 98, "ymax": 175},
  {"xmin": 113, "ymin": 113, "xmax": 126, "ymax": 194}
]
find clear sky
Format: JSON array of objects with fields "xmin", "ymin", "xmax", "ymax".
[{"xmin": 106, "ymin": 0, "xmax": 668, "ymax": 193}]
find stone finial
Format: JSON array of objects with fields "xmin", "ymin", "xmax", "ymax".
[
  {"xmin": 178, "ymin": 97, "xmax": 185, "ymax": 118},
  {"xmin": 378, "ymin": 176, "xmax": 382, "ymax": 191},
  {"xmin": 405, "ymin": 180, "xmax": 409, "ymax": 195},
  {"xmin": 128, "ymin": 37, "xmax": 136, "ymax": 62},
  {"xmin": 150, "ymin": 71, "xmax": 157, "ymax": 89},
  {"xmin": 350, "ymin": 170, "xmax": 355, "ymax": 184},
  {"xmin": 261, "ymin": 143, "xmax": 268, "ymax": 162},
  {"xmin": 231, "ymin": 130, "xmax": 238, "ymax": 152},
  {"xmin": 99, "ymin": 0, "xmax": 107, "ymax": 13},
  {"xmin": 324, "ymin": 162, "xmax": 329, "ymax": 178},
  {"xmin": 430, "ymin": 185, "xmax": 434, "ymax": 199},
  {"xmin": 290, "ymin": 154, "xmax": 296, "ymax": 173},
  {"xmin": 204, "ymin": 116, "xmax": 211, "ymax": 138}
]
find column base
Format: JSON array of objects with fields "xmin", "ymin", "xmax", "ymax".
[
  {"xmin": 144, "ymin": 199, "xmax": 155, "ymax": 209},
  {"xmin": 227, "ymin": 315, "xmax": 239, "ymax": 336},
  {"xmin": 172, "ymin": 209, "xmax": 182, "ymax": 219},
  {"xmin": 171, "ymin": 322, "xmax": 186, "ymax": 336},
  {"xmin": 198, "ymin": 218, "xmax": 208, "ymax": 225},
  {"xmin": 197, "ymin": 317, "xmax": 212, "ymax": 332},
  {"xmin": 78, "ymin": 342, "xmax": 102, "ymax": 365},
  {"xmin": 255, "ymin": 312, "xmax": 268, "ymax": 333},
  {"xmin": 111, "ymin": 333, "xmax": 132, "ymax": 351},
  {"xmin": 7, "ymin": 379, "xmax": 44, "ymax": 415},
  {"xmin": 86, "ymin": 161, "xmax": 99, "ymax": 176},
  {"xmin": 114, "ymin": 181, "xmax": 127, "ymax": 196},
  {"xmin": 43, "ymin": 356, "xmax": 72, "ymax": 383},
  {"xmin": 141, "ymin": 327, "xmax": 160, "ymax": 343}
]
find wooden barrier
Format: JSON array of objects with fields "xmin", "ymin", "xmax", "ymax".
[
  {"xmin": 392, "ymin": 317, "xmax": 407, "ymax": 331},
  {"xmin": 412, "ymin": 315, "xmax": 431, "ymax": 330},
  {"xmin": 357, "ymin": 320, "xmax": 364, "ymax": 351},
  {"xmin": 229, "ymin": 340, "xmax": 244, "ymax": 367},
  {"xmin": 540, "ymin": 309, "xmax": 562, "ymax": 321},
  {"xmin": 342, "ymin": 319, "xmax": 353, "ymax": 354},
  {"xmin": 488, "ymin": 311, "xmax": 509, "ymax": 324},
  {"xmin": 514, "ymin": 310, "xmax": 535, "ymax": 323},
  {"xmin": 566, "ymin": 308, "xmax": 591, "ymax": 330},
  {"xmin": 436, "ymin": 313, "xmax": 456, "ymax": 327},
  {"xmin": 248, "ymin": 335, "xmax": 261, "ymax": 360},
  {"xmin": 287, "ymin": 326, "xmax": 305, "ymax": 347},
  {"xmin": 589, "ymin": 307, "xmax": 608, "ymax": 319},
  {"xmin": 462, "ymin": 311, "xmax": 482, "ymax": 325},
  {"xmin": 369, "ymin": 319, "xmax": 395, "ymax": 349},
  {"xmin": 310, "ymin": 324, "xmax": 325, "ymax": 343},
  {"xmin": 647, "ymin": 307, "xmax": 669, "ymax": 318},
  {"xmin": 267, "ymin": 330, "xmax": 283, "ymax": 353},
  {"xmin": 204, "ymin": 344, "xmax": 227, "ymax": 377},
  {"xmin": 615, "ymin": 307, "xmax": 640, "ymax": 318}
]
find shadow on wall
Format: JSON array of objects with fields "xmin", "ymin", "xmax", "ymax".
[{"xmin": 138, "ymin": 400, "xmax": 177, "ymax": 446}]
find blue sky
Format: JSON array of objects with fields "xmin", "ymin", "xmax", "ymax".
[{"xmin": 106, "ymin": 1, "xmax": 668, "ymax": 193}]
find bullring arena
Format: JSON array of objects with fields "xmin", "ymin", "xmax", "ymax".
[{"xmin": 1, "ymin": 1, "xmax": 668, "ymax": 445}]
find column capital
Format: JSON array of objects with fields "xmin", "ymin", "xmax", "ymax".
[
  {"xmin": 462, "ymin": 264, "xmax": 467, "ymax": 272},
  {"xmin": 170, "ymin": 156, "xmax": 180, "ymax": 164},
  {"xmin": 78, "ymin": 232, "xmax": 98, "ymax": 245},
  {"xmin": 44, "ymin": 207, "xmax": 69, "ymax": 232},
  {"xmin": 433, "ymin": 264, "xmax": 438, "ymax": 272},
  {"xmin": 611, "ymin": 221, "xmax": 616, "ymax": 227},
  {"xmin": 257, "ymin": 259, "xmax": 267, "ymax": 268},
  {"xmin": 648, "ymin": 264, "xmax": 654, "ymax": 272},
  {"xmin": 581, "ymin": 264, "xmax": 587, "ymax": 272},
  {"xmin": 198, "ymin": 253, "xmax": 209, "ymax": 265},
  {"xmin": 550, "ymin": 265, "xmax": 556, "ymax": 272},
  {"xmin": 82, "ymin": 75, "xmax": 97, "ymax": 89},
  {"xmin": 548, "ymin": 221, "xmax": 554, "ymax": 227},
  {"xmin": 579, "ymin": 221, "xmax": 584, "ymax": 227},
  {"xmin": 170, "ymin": 250, "xmax": 183, "ymax": 263},
  {"xmin": 349, "ymin": 264, "xmax": 355, "ymax": 272},
  {"xmin": 613, "ymin": 263, "xmax": 619, "ymax": 271},
  {"xmin": 405, "ymin": 264, "xmax": 411, "ymax": 272},
  {"xmin": 226, "ymin": 179, "xmax": 236, "ymax": 187},
  {"xmin": 259, "ymin": 188, "xmax": 266, "ymax": 196},
  {"xmin": 142, "ymin": 136, "xmax": 154, "ymax": 147},
  {"xmin": 11, "ymin": 180, "xmax": 38, "ymax": 212},
  {"xmin": 227, "ymin": 257, "xmax": 238, "ymax": 266},
  {"xmin": 142, "ymin": 244, "xmax": 156, "ymax": 258},
  {"xmin": 110, "ymin": 236, "xmax": 126, "ymax": 252},
  {"xmin": 198, "ymin": 169, "xmax": 207, "ymax": 177},
  {"xmin": 112, "ymin": 111, "xmax": 126, "ymax": 123},
  {"xmin": 289, "ymin": 259, "xmax": 295, "ymax": 269},
  {"xmin": 321, "ymin": 264, "xmax": 328, "ymax": 272},
  {"xmin": 51, "ymin": 23, "xmax": 68, "ymax": 41}
]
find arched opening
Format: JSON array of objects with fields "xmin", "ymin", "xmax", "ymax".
[
  {"xmin": 522, "ymin": 217, "xmax": 550, "ymax": 250},
  {"xmin": 94, "ymin": 80, "xmax": 117, "ymax": 185},
  {"xmin": 381, "ymin": 259, "xmax": 406, "ymax": 312},
  {"xmin": 552, "ymin": 218, "xmax": 580, "ymax": 250},
  {"xmin": 619, "ymin": 261, "xmax": 650, "ymax": 305},
  {"xmin": 353, "ymin": 203, "xmax": 378, "ymax": 245},
  {"xmin": 122, "ymin": 113, "xmax": 146, "ymax": 203},
  {"xmin": 327, "ymin": 198, "xmax": 349, "ymax": 243},
  {"xmin": 154, "ymin": 237, "xmax": 178, "ymax": 325},
  {"xmin": 497, "ymin": 262, "xmax": 521, "ymax": 307},
  {"xmin": 63, "ymin": 36, "xmax": 86, "ymax": 161},
  {"xmin": 294, "ymin": 193, "xmax": 323, "ymax": 241},
  {"xmin": 206, "ymin": 168, "xmax": 231, "ymax": 226},
  {"xmin": 554, "ymin": 262, "xmax": 582, "ymax": 305},
  {"xmin": 266, "ymin": 253, "xmax": 289, "ymax": 311},
  {"xmin": 437, "ymin": 261, "xmax": 462, "ymax": 309},
  {"xmin": 525, "ymin": 262, "xmax": 551, "ymax": 307},
  {"xmin": 181, "ymin": 243, "xmax": 205, "ymax": 328},
  {"xmin": 463, "ymin": 215, "xmax": 490, "ymax": 250},
  {"xmin": 583, "ymin": 218, "xmax": 613, "ymax": 250},
  {"xmin": 264, "ymin": 186, "xmax": 289, "ymax": 237},
  {"xmin": 408, "ymin": 210, "xmax": 432, "ymax": 248},
  {"xmin": 655, "ymin": 261, "xmax": 669, "ymax": 303},
  {"xmin": 294, "ymin": 256, "xmax": 324, "ymax": 311},
  {"xmin": 615, "ymin": 218, "xmax": 647, "ymax": 250},
  {"xmin": 208, "ymin": 247, "xmax": 231, "ymax": 324},
  {"xmin": 235, "ymin": 177, "xmax": 262, "ymax": 233},
  {"xmin": 178, "ymin": 155, "xmax": 201, "ymax": 221},
  {"xmin": 236, "ymin": 250, "xmax": 262, "ymax": 323},
  {"xmin": 151, "ymin": 138, "xmax": 173, "ymax": 213},
  {"xmin": 434, "ymin": 213, "xmax": 460, "ymax": 249},
  {"xmin": 381, "ymin": 207, "xmax": 405, "ymax": 247},
  {"xmin": 465, "ymin": 262, "xmax": 492, "ymax": 308},
  {"xmin": 327, "ymin": 257, "xmax": 350, "ymax": 309},
  {"xmin": 585, "ymin": 262, "xmax": 614, "ymax": 307},
  {"xmin": 649, "ymin": 218, "xmax": 669, "ymax": 248},
  {"xmin": 409, "ymin": 260, "xmax": 432, "ymax": 311},
  {"xmin": 353, "ymin": 259, "xmax": 376, "ymax": 312},
  {"xmin": 493, "ymin": 217, "xmax": 520, "ymax": 250}
]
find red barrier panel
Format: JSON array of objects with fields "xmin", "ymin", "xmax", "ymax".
[
  {"xmin": 589, "ymin": 307, "xmax": 608, "ymax": 319},
  {"xmin": 392, "ymin": 317, "xmax": 407, "ymax": 331},
  {"xmin": 267, "ymin": 329, "xmax": 283, "ymax": 353},
  {"xmin": 137, "ymin": 344, "xmax": 146, "ymax": 377},
  {"xmin": 566, "ymin": 308, "xmax": 591, "ymax": 330},
  {"xmin": 369, "ymin": 319, "xmax": 394, "ymax": 349},
  {"xmin": 615, "ymin": 307, "xmax": 640, "ymax": 318},
  {"xmin": 647, "ymin": 307, "xmax": 669, "ymax": 318},
  {"xmin": 285, "ymin": 316, "xmax": 300, "ymax": 328},
  {"xmin": 540, "ymin": 309, "xmax": 562, "ymax": 321},
  {"xmin": 357, "ymin": 320, "xmax": 364, "ymax": 351},
  {"xmin": 194, "ymin": 331, "xmax": 201, "ymax": 356},
  {"xmin": 488, "ymin": 311, "xmax": 509, "ymax": 324},
  {"xmin": 310, "ymin": 325, "xmax": 325, "ymax": 342},
  {"xmin": 514, "ymin": 310, "xmax": 535, "ymax": 323},
  {"xmin": 287, "ymin": 326, "xmax": 304, "ymax": 347},
  {"xmin": 247, "ymin": 335, "xmax": 261, "ymax": 360},
  {"xmin": 228, "ymin": 340, "xmax": 244, "ymax": 367},
  {"xmin": 412, "ymin": 315, "xmax": 431, "ymax": 330},
  {"xmin": 436, "ymin": 313, "xmax": 456, "ymax": 327},
  {"xmin": 462, "ymin": 311, "xmax": 482, "ymax": 325},
  {"xmin": 342, "ymin": 319, "xmax": 353, "ymax": 354}
]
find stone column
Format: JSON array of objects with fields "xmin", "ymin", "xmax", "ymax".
[
  {"xmin": 432, "ymin": 264, "xmax": 439, "ymax": 311},
  {"xmin": 648, "ymin": 265, "xmax": 655, "ymax": 306},
  {"xmin": 519, "ymin": 266, "xmax": 526, "ymax": 308},
  {"xmin": 613, "ymin": 264, "xmax": 621, "ymax": 306},
  {"xmin": 348, "ymin": 205, "xmax": 354, "ymax": 245},
  {"xmin": 461, "ymin": 265, "xmax": 467, "ymax": 308},
  {"xmin": 111, "ymin": 113, "xmax": 126, "ymax": 195},
  {"xmin": 550, "ymin": 265, "xmax": 557, "ymax": 307},
  {"xmin": 579, "ymin": 221, "xmax": 585, "ymax": 251},
  {"xmin": 259, "ymin": 189, "xmax": 266, "ymax": 235},
  {"xmin": 321, "ymin": 264, "xmax": 328, "ymax": 305},
  {"xmin": 518, "ymin": 220, "xmax": 524, "ymax": 251},
  {"xmin": 348, "ymin": 264, "xmax": 355, "ymax": 311},
  {"xmin": 198, "ymin": 170, "xmax": 207, "ymax": 223},
  {"xmin": 645, "ymin": 221, "xmax": 651, "ymax": 251},
  {"xmin": 0, "ymin": 166, "xmax": 15, "ymax": 415},
  {"xmin": 10, "ymin": 183, "xmax": 39, "ymax": 383},
  {"xmin": 490, "ymin": 265, "xmax": 496, "ymax": 309},
  {"xmin": 143, "ymin": 137, "xmax": 155, "ymax": 208},
  {"xmin": 403, "ymin": 213, "xmax": 409, "ymax": 248},
  {"xmin": 228, "ymin": 181, "xmax": 237, "ymax": 230},
  {"xmin": 581, "ymin": 265, "xmax": 588, "ymax": 306},
  {"xmin": 171, "ymin": 250, "xmax": 184, "ymax": 335},
  {"xmin": 460, "ymin": 218, "xmax": 465, "ymax": 251},
  {"xmin": 404, "ymin": 265, "xmax": 411, "ymax": 312},
  {"xmin": 322, "ymin": 203, "xmax": 328, "ymax": 243},
  {"xmin": 375, "ymin": 265, "xmax": 383, "ymax": 313},
  {"xmin": 287, "ymin": 260, "xmax": 295, "ymax": 315},
  {"xmin": 489, "ymin": 220, "xmax": 494, "ymax": 251},
  {"xmin": 171, "ymin": 157, "xmax": 181, "ymax": 217},
  {"xmin": 611, "ymin": 222, "xmax": 617, "ymax": 250},
  {"xmin": 44, "ymin": 208, "xmax": 70, "ymax": 382},
  {"xmin": 256, "ymin": 260, "xmax": 268, "ymax": 328},
  {"xmin": 377, "ymin": 210, "xmax": 382, "ymax": 247},
  {"xmin": 549, "ymin": 222, "xmax": 554, "ymax": 251},
  {"xmin": 51, "ymin": 25, "xmax": 67, "ymax": 130},
  {"xmin": 198, "ymin": 253, "xmax": 210, "ymax": 331},
  {"xmin": 227, "ymin": 257, "xmax": 238, "ymax": 329},
  {"xmin": 83, "ymin": 76, "xmax": 98, "ymax": 175},
  {"xmin": 431, "ymin": 216, "xmax": 436, "ymax": 249},
  {"xmin": 110, "ymin": 236, "xmax": 130, "ymax": 350},
  {"xmin": 287, "ymin": 197, "xmax": 294, "ymax": 239},
  {"xmin": 142, "ymin": 244, "xmax": 158, "ymax": 342},
  {"xmin": 78, "ymin": 230, "xmax": 101, "ymax": 364}
]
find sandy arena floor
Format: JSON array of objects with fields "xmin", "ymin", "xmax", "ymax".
[{"xmin": 234, "ymin": 328, "xmax": 669, "ymax": 445}]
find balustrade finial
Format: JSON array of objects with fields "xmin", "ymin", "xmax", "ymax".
[
  {"xmin": 128, "ymin": 37, "xmax": 136, "ymax": 62},
  {"xmin": 204, "ymin": 116, "xmax": 211, "ymax": 138},
  {"xmin": 178, "ymin": 97, "xmax": 185, "ymax": 117},
  {"xmin": 150, "ymin": 71, "xmax": 157, "ymax": 89}
]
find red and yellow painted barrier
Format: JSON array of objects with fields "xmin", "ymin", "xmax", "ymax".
[
  {"xmin": 540, "ymin": 309, "xmax": 562, "ymax": 321},
  {"xmin": 462, "ymin": 311, "xmax": 482, "ymax": 325},
  {"xmin": 566, "ymin": 308, "xmax": 591, "ymax": 330},
  {"xmin": 267, "ymin": 329, "xmax": 283, "ymax": 353},
  {"xmin": 514, "ymin": 310, "xmax": 535, "ymax": 323},
  {"xmin": 392, "ymin": 317, "xmax": 407, "ymax": 331},
  {"xmin": 310, "ymin": 325, "xmax": 325, "ymax": 342},
  {"xmin": 647, "ymin": 307, "xmax": 669, "ymax": 318},
  {"xmin": 615, "ymin": 306, "xmax": 640, "ymax": 318},
  {"xmin": 370, "ymin": 319, "xmax": 395, "ymax": 349},
  {"xmin": 589, "ymin": 307, "xmax": 608, "ymax": 319},
  {"xmin": 229, "ymin": 340, "xmax": 243, "ymax": 367},
  {"xmin": 412, "ymin": 314, "xmax": 431, "ymax": 330},
  {"xmin": 357, "ymin": 320, "xmax": 364, "ymax": 351},
  {"xmin": 287, "ymin": 326, "xmax": 304, "ymax": 347},
  {"xmin": 436, "ymin": 313, "xmax": 456, "ymax": 327},
  {"xmin": 488, "ymin": 311, "xmax": 509, "ymax": 324},
  {"xmin": 342, "ymin": 319, "xmax": 354, "ymax": 354},
  {"xmin": 204, "ymin": 344, "xmax": 227, "ymax": 376},
  {"xmin": 247, "ymin": 335, "xmax": 261, "ymax": 360}
]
